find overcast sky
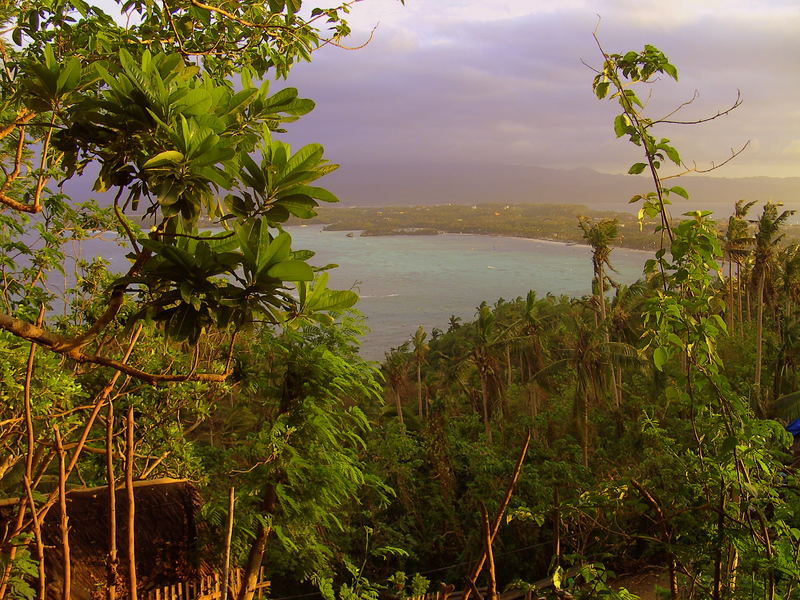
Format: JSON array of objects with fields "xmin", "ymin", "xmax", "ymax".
[{"xmin": 276, "ymin": 0, "xmax": 800, "ymax": 179}]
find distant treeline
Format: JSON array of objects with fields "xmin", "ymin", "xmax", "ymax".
[
  {"xmin": 299, "ymin": 203, "xmax": 656, "ymax": 251},
  {"xmin": 299, "ymin": 203, "xmax": 800, "ymax": 252}
]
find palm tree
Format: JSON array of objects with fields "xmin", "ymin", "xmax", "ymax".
[
  {"xmin": 516, "ymin": 291, "xmax": 556, "ymax": 423},
  {"xmin": 533, "ymin": 320, "xmax": 603, "ymax": 467},
  {"xmin": 607, "ymin": 281, "xmax": 648, "ymax": 423},
  {"xmin": 751, "ymin": 202, "xmax": 795, "ymax": 410},
  {"xmin": 722, "ymin": 200, "xmax": 755, "ymax": 334},
  {"xmin": 772, "ymin": 244, "xmax": 800, "ymax": 397},
  {"xmin": 384, "ymin": 343, "xmax": 411, "ymax": 425},
  {"xmin": 533, "ymin": 316, "xmax": 636, "ymax": 467},
  {"xmin": 466, "ymin": 302, "xmax": 516, "ymax": 443},
  {"xmin": 412, "ymin": 326, "xmax": 429, "ymax": 419},
  {"xmin": 447, "ymin": 315, "xmax": 462, "ymax": 332},
  {"xmin": 579, "ymin": 216, "xmax": 622, "ymax": 410}
]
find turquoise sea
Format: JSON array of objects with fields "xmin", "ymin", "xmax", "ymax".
[{"xmin": 286, "ymin": 225, "xmax": 649, "ymax": 360}]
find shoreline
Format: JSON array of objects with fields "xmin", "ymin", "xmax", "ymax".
[{"xmin": 294, "ymin": 223, "xmax": 658, "ymax": 255}]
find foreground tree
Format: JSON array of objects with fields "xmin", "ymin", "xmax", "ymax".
[
  {"xmin": 0, "ymin": 0, "xmax": 402, "ymax": 595},
  {"xmin": 593, "ymin": 38, "xmax": 800, "ymax": 598}
]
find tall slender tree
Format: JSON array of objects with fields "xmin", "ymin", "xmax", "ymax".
[
  {"xmin": 579, "ymin": 217, "xmax": 622, "ymax": 411},
  {"xmin": 412, "ymin": 326, "xmax": 429, "ymax": 419},
  {"xmin": 384, "ymin": 344, "xmax": 411, "ymax": 426},
  {"xmin": 751, "ymin": 202, "xmax": 795, "ymax": 410},
  {"xmin": 722, "ymin": 200, "xmax": 755, "ymax": 334}
]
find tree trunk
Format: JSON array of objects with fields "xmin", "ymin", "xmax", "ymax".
[
  {"xmin": 461, "ymin": 433, "xmax": 530, "ymax": 600},
  {"xmin": 506, "ymin": 346, "xmax": 512, "ymax": 389},
  {"xmin": 238, "ymin": 485, "xmax": 277, "ymax": 600},
  {"xmin": 737, "ymin": 265, "xmax": 744, "ymax": 333},
  {"xmin": 581, "ymin": 390, "xmax": 589, "ymax": 468},
  {"xmin": 125, "ymin": 407, "xmax": 137, "ymax": 600},
  {"xmin": 727, "ymin": 258, "xmax": 735, "ymax": 335},
  {"xmin": 755, "ymin": 272, "xmax": 765, "ymax": 413},
  {"xmin": 553, "ymin": 485, "xmax": 561, "ymax": 567},
  {"xmin": 479, "ymin": 372, "xmax": 492, "ymax": 444},
  {"xmin": 394, "ymin": 388, "xmax": 404, "ymax": 425},
  {"xmin": 238, "ymin": 523, "xmax": 270, "ymax": 600},
  {"xmin": 55, "ymin": 428, "xmax": 71, "ymax": 600},
  {"xmin": 417, "ymin": 361, "xmax": 423, "ymax": 419},
  {"xmin": 222, "ymin": 487, "xmax": 235, "ymax": 600},
  {"xmin": 23, "ymin": 327, "xmax": 46, "ymax": 599}
]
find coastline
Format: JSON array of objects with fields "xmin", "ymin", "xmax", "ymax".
[{"xmin": 312, "ymin": 224, "xmax": 658, "ymax": 254}]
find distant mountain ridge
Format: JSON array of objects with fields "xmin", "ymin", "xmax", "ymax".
[{"xmin": 323, "ymin": 162, "xmax": 800, "ymax": 216}]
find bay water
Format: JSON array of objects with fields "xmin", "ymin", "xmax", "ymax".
[{"xmin": 286, "ymin": 225, "xmax": 649, "ymax": 360}]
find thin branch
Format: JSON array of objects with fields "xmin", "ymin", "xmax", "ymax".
[
  {"xmin": 661, "ymin": 142, "xmax": 750, "ymax": 180},
  {"xmin": 188, "ymin": 0, "xmax": 306, "ymax": 34},
  {"xmin": 139, "ymin": 451, "xmax": 170, "ymax": 479},
  {"xmin": 318, "ymin": 24, "xmax": 377, "ymax": 51},
  {"xmin": 114, "ymin": 187, "xmax": 140, "ymax": 255},
  {"xmin": 656, "ymin": 90, "xmax": 700, "ymax": 122},
  {"xmin": 654, "ymin": 91, "xmax": 743, "ymax": 125},
  {"xmin": 0, "ymin": 123, "xmax": 25, "ymax": 192},
  {"xmin": 31, "ymin": 112, "xmax": 58, "ymax": 212},
  {"xmin": 0, "ymin": 109, "xmax": 34, "ymax": 141}
]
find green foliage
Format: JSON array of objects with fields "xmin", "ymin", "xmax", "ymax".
[
  {"xmin": 0, "ymin": 538, "xmax": 37, "ymax": 600},
  {"xmin": 194, "ymin": 319, "xmax": 391, "ymax": 582},
  {"xmin": 594, "ymin": 38, "xmax": 800, "ymax": 599}
]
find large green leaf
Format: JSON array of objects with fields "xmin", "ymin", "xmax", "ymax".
[
  {"xmin": 283, "ymin": 143, "xmax": 324, "ymax": 177},
  {"xmin": 143, "ymin": 150, "xmax": 185, "ymax": 169},
  {"xmin": 226, "ymin": 88, "xmax": 259, "ymax": 116},
  {"xmin": 308, "ymin": 289, "xmax": 358, "ymax": 312},
  {"xmin": 267, "ymin": 260, "xmax": 313, "ymax": 281},
  {"xmin": 285, "ymin": 185, "xmax": 338, "ymax": 203},
  {"xmin": 258, "ymin": 231, "xmax": 292, "ymax": 273}
]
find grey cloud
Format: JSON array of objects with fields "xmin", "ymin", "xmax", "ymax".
[{"xmin": 279, "ymin": 6, "xmax": 799, "ymax": 179}]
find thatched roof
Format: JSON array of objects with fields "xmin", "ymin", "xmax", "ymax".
[{"xmin": 1, "ymin": 478, "xmax": 211, "ymax": 600}]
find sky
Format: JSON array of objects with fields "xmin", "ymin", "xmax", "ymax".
[{"xmin": 277, "ymin": 0, "xmax": 800, "ymax": 179}]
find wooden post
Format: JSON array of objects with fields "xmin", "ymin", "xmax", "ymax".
[
  {"xmin": 480, "ymin": 503, "xmax": 498, "ymax": 600},
  {"xmin": 553, "ymin": 485, "xmax": 561, "ymax": 567},
  {"xmin": 126, "ymin": 406, "xmax": 138, "ymax": 600},
  {"xmin": 461, "ymin": 431, "xmax": 531, "ymax": 600},
  {"xmin": 55, "ymin": 427, "xmax": 71, "ymax": 600},
  {"xmin": 107, "ymin": 401, "xmax": 118, "ymax": 600},
  {"xmin": 222, "ymin": 487, "xmax": 235, "ymax": 600},
  {"xmin": 465, "ymin": 579, "xmax": 483, "ymax": 600}
]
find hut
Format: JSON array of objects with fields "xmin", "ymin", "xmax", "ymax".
[{"xmin": 0, "ymin": 478, "xmax": 210, "ymax": 600}]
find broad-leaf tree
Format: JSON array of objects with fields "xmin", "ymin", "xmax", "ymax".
[{"xmin": 0, "ymin": 0, "xmax": 397, "ymax": 596}]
